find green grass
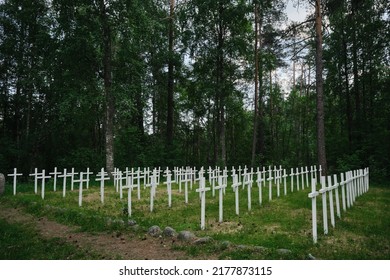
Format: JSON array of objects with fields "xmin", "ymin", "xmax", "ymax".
[
  {"xmin": 0, "ymin": 177, "xmax": 389, "ymax": 259},
  {"xmin": 0, "ymin": 218, "xmax": 100, "ymax": 259}
]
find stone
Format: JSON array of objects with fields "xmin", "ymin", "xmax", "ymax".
[
  {"xmin": 148, "ymin": 225, "xmax": 162, "ymax": 237},
  {"xmin": 0, "ymin": 173, "xmax": 5, "ymax": 195},
  {"xmin": 127, "ymin": 219, "xmax": 137, "ymax": 226},
  {"xmin": 178, "ymin": 230, "xmax": 196, "ymax": 242},
  {"xmin": 307, "ymin": 253, "xmax": 316, "ymax": 260},
  {"xmin": 193, "ymin": 236, "xmax": 213, "ymax": 245},
  {"xmin": 276, "ymin": 248, "xmax": 292, "ymax": 255},
  {"xmin": 163, "ymin": 226, "xmax": 177, "ymax": 237},
  {"xmin": 237, "ymin": 245, "xmax": 250, "ymax": 250}
]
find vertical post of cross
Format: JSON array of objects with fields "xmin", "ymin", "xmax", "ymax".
[
  {"xmin": 308, "ymin": 178, "xmax": 319, "ymax": 243},
  {"xmin": 7, "ymin": 168, "xmax": 23, "ymax": 196}
]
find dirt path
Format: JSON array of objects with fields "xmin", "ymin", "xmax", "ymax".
[{"xmin": 0, "ymin": 205, "xmax": 193, "ymax": 260}]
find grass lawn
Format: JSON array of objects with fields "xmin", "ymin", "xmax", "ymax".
[{"xmin": 0, "ymin": 176, "xmax": 389, "ymax": 260}]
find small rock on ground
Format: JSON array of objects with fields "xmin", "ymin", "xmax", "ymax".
[
  {"xmin": 193, "ymin": 236, "xmax": 213, "ymax": 245},
  {"xmin": 148, "ymin": 225, "xmax": 162, "ymax": 237},
  {"xmin": 163, "ymin": 226, "xmax": 177, "ymax": 237},
  {"xmin": 178, "ymin": 230, "xmax": 196, "ymax": 242}
]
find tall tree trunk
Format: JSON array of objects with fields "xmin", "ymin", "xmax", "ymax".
[
  {"xmin": 167, "ymin": 0, "xmax": 175, "ymax": 147},
  {"xmin": 251, "ymin": 1, "xmax": 260, "ymax": 167},
  {"xmin": 100, "ymin": 0, "xmax": 114, "ymax": 174},
  {"xmin": 342, "ymin": 22, "xmax": 352, "ymax": 146},
  {"xmin": 315, "ymin": 0, "xmax": 327, "ymax": 176},
  {"xmin": 217, "ymin": 0, "xmax": 226, "ymax": 166}
]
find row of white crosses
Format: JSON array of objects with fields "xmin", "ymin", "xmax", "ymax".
[{"xmin": 308, "ymin": 168, "xmax": 369, "ymax": 243}]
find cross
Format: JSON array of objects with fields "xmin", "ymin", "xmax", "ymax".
[
  {"xmin": 122, "ymin": 174, "xmax": 136, "ymax": 217},
  {"xmin": 267, "ymin": 166, "xmax": 273, "ymax": 201},
  {"xmin": 29, "ymin": 168, "xmax": 42, "ymax": 194},
  {"xmin": 40, "ymin": 169, "xmax": 51, "ymax": 200},
  {"xmin": 68, "ymin": 168, "xmax": 77, "ymax": 191},
  {"xmin": 214, "ymin": 176, "xmax": 226, "ymax": 223},
  {"xmin": 7, "ymin": 168, "xmax": 23, "ymax": 195},
  {"xmin": 256, "ymin": 168, "xmax": 263, "ymax": 205},
  {"xmin": 145, "ymin": 172, "xmax": 158, "ymax": 212},
  {"xmin": 58, "ymin": 168, "xmax": 72, "ymax": 198},
  {"xmin": 231, "ymin": 174, "xmax": 241, "ymax": 215},
  {"xmin": 238, "ymin": 165, "xmax": 242, "ymax": 182},
  {"xmin": 111, "ymin": 168, "xmax": 121, "ymax": 192},
  {"xmin": 326, "ymin": 175, "xmax": 336, "ymax": 228},
  {"xmin": 308, "ymin": 178, "xmax": 320, "ymax": 243},
  {"xmin": 290, "ymin": 168, "xmax": 295, "ymax": 192},
  {"xmin": 73, "ymin": 172, "xmax": 88, "ymax": 207},
  {"xmin": 305, "ymin": 166, "xmax": 309, "ymax": 188},
  {"xmin": 49, "ymin": 167, "xmax": 62, "ymax": 192},
  {"xmin": 95, "ymin": 168, "xmax": 110, "ymax": 204},
  {"xmin": 276, "ymin": 167, "xmax": 281, "ymax": 197},
  {"xmin": 134, "ymin": 168, "xmax": 142, "ymax": 200},
  {"xmin": 163, "ymin": 168, "xmax": 173, "ymax": 207},
  {"xmin": 208, "ymin": 168, "xmax": 217, "ymax": 197},
  {"xmin": 301, "ymin": 166, "xmax": 305, "ymax": 189},
  {"xmin": 296, "ymin": 167, "xmax": 300, "ymax": 191},
  {"xmin": 282, "ymin": 169, "xmax": 288, "ymax": 196},
  {"xmin": 196, "ymin": 176, "xmax": 210, "ymax": 230},
  {"xmin": 182, "ymin": 170, "xmax": 191, "ymax": 204},
  {"xmin": 319, "ymin": 176, "xmax": 329, "ymax": 234},
  {"xmin": 85, "ymin": 167, "xmax": 93, "ymax": 189}
]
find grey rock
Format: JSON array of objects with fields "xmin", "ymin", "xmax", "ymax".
[
  {"xmin": 129, "ymin": 224, "xmax": 140, "ymax": 232},
  {"xmin": 0, "ymin": 173, "xmax": 5, "ymax": 195},
  {"xmin": 193, "ymin": 236, "xmax": 213, "ymax": 245},
  {"xmin": 307, "ymin": 253, "xmax": 316, "ymax": 260},
  {"xmin": 178, "ymin": 230, "xmax": 196, "ymax": 242},
  {"xmin": 277, "ymin": 248, "xmax": 292, "ymax": 255},
  {"xmin": 148, "ymin": 225, "xmax": 162, "ymax": 237},
  {"xmin": 127, "ymin": 219, "xmax": 137, "ymax": 226},
  {"xmin": 163, "ymin": 226, "xmax": 177, "ymax": 237}
]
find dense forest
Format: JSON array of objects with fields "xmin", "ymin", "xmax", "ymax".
[{"xmin": 0, "ymin": 0, "xmax": 389, "ymax": 180}]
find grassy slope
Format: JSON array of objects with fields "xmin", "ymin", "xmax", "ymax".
[{"xmin": 0, "ymin": 178, "xmax": 389, "ymax": 260}]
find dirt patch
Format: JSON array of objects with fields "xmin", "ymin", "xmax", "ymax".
[
  {"xmin": 207, "ymin": 221, "xmax": 243, "ymax": 233},
  {"xmin": 0, "ymin": 205, "xmax": 195, "ymax": 260}
]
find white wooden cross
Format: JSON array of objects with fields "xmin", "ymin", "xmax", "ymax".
[
  {"xmin": 256, "ymin": 168, "xmax": 263, "ymax": 205},
  {"xmin": 305, "ymin": 166, "xmax": 309, "ymax": 188},
  {"xmin": 267, "ymin": 166, "xmax": 273, "ymax": 201},
  {"xmin": 85, "ymin": 167, "xmax": 93, "ymax": 189},
  {"xmin": 273, "ymin": 166, "xmax": 278, "ymax": 184},
  {"xmin": 232, "ymin": 174, "xmax": 241, "ymax": 215},
  {"xmin": 177, "ymin": 168, "xmax": 183, "ymax": 193},
  {"xmin": 238, "ymin": 165, "xmax": 242, "ymax": 182},
  {"xmin": 290, "ymin": 168, "xmax": 295, "ymax": 192},
  {"xmin": 74, "ymin": 172, "xmax": 88, "ymax": 207},
  {"xmin": 135, "ymin": 168, "xmax": 142, "ymax": 200},
  {"xmin": 95, "ymin": 168, "xmax": 110, "ymax": 204},
  {"xmin": 49, "ymin": 167, "xmax": 61, "ymax": 192},
  {"xmin": 327, "ymin": 175, "xmax": 336, "ymax": 228},
  {"xmin": 301, "ymin": 167, "xmax": 305, "ymax": 189},
  {"xmin": 339, "ymin": 172, "xmax": 347, "ymax": 212},
  {"xmin": 276, "ymin": 167, "xmax": 281, "ymax": 197},
  {"xmin": 40, "ymin": 169, "xmax": 51, "ymax": 200},
  {"xmin": 112, "ymin": 168, "xmax": 121, "ymax": 192},
  {"xmin": 282, "ymin": 169, "xmax": 288, "ymax": 196},
  {"xmin": 58, "ymin": 168, "xmax": 72, "ymax": 198},
  {"xmin": 308, "ymin": 178, "xmax": 319, "ymax": 243},
  {"xmin": 319, "ymin": 176, "xmax": 328, "ymax": 234},
  {"xmin": 68, "ymin": 168, "xmax": 77, "ymax": 191},
  {"xmin": 7, "ymin": 168, "xmax": 23, "ymax": 196},
  {"xmin": 146, "ymin": 172, "xmax": 158, "ymax": 212},
  {"xmin": 196, "ymin": 176, "xmax": 210, "ymax": 230},
  {"xmin": 243, "ymin": 171, "xmax": 253, "ymax": 211},
  {"xmin": 29, "ymin": 168, "xmax": 42, "ymax": 194},
  {"xmin": 118, "ymin": 171, "xmax": 124, "ymax": 200},
  {"xmin": 296, "ymin": 167, "xmax": 300, "ymax": 191},
  {"xmin": 214, "ymin": 176, "xmax": 226, "ymax": 222},
  {"xmin": 183, "ymin": 170, "xmax": 192, "ymax": 204},
  {"xmin": 122, "ymin": 175, "xmax": 136, "ymax": 217},
  {"xmin": 163, "ymin": 168, "xmax": 173, "ymax": 208},
  {"xmin": 209, "ymin": 169, "xmax": 217, "ymax": 197},
  {"xmin": 333, "ymin": 174, "xmax": 341, "ymax": 219}
]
